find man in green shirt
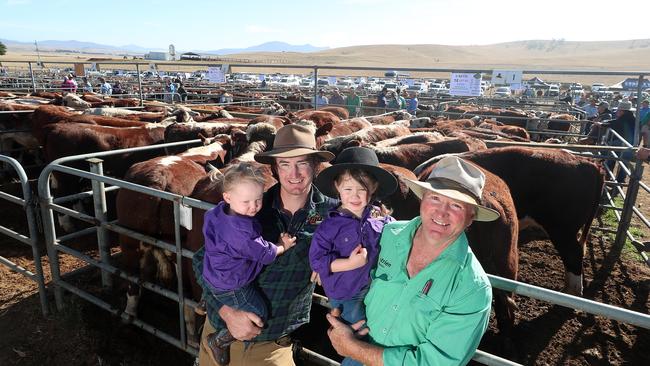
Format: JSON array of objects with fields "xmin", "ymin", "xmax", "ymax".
[
  {"xmin": 345, "ymin": 88, "xmax": 363, "ymax": 117},
  {"xmin": 326, "ymin": 156, "xmax": 496, "ymax": 366}
]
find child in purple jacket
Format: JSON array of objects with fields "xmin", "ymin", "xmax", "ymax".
[
  {"xmin": 202, "ymin": 162, "xmax": 296, "ymax": 365},
  {"xmin": 310, "ymin": 147, "xmax": 398, "ymax": 366}
]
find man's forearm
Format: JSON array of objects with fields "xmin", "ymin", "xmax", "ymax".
[{"xmin": 348, "ymin": 338, "xmax": 384, "ymax": 366}]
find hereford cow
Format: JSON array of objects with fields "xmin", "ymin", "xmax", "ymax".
[
  {"xmin": 318, "ymin": 106, "xmax": 349, "ymax": 120},
  {"xmin": 367, "ymin": 137, "xmax": 487, "ymax": 171},
  {"xmin": 292, "ymin": 110, "xmax": 341, "ymax": 128},
  {"xmin": 115, "ymin": 135, "xmax": 232, "ymax": 346},
  {"xmin": 314, "ymin": 117, "xmax": 372, "ymax": 147},
  {"xmin": 320, "ymin": 124, "xmax": 411, "ymax": 155}
]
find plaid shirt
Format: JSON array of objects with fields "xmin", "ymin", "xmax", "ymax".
[{"xmin": 192, "ymin": 184, "xmax": 337, "ymax": 341}]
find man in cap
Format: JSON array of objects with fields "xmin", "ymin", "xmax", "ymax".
[
  {"xmin": 194, "ymin": 124, "xmax": 337, "ymax": 365},
  {"xmin": 314, "ymin": 89, "xmax": 329, "ymax": 108}
]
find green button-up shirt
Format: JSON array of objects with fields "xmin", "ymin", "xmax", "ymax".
[{"xmin": 364, "ymin": 217, "xmax": 492, "ymax": 366}]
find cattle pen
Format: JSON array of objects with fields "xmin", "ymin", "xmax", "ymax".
[{"xmin": 1, "ymin": 62, "xmax": 650, "ymax": 365}]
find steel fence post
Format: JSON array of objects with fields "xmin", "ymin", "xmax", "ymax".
[
  {"xmin": 87, "ymin": 158, "xmax": 112, "ymax": 288},
  {"xmin": 313, "ymin": 67, "xmax": 318, "ymax": 110},
  {"xmin": 39, "ymin": 183, "xmax": 64, "ymax": 310},
  {"xmin": 28, "ymin": 62, "xmax": 36, "ymax": 92},
  {"xmin": 136, "ymin": 63, "xmax": 144, "ymax": 106},
  {"xmin": 173, "ymin": 201, "xmax": 187, "ymax": 349},
  {"xmin": 614, "ymin": 159, "xmax": 644, "ymax": 249}
]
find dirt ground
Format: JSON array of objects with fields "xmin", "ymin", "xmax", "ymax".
[{"xmin": 1, "ymin": 170, "xmax": 650, "ymax": 366}]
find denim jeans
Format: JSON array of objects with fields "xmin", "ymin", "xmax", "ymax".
[
  {"xmin": 209, "ymin": 283, "xmax": 268, "ymax": 338},
  {"xmin": 329, "ymin": 287, "xmax": 369, "ymax": 366}
]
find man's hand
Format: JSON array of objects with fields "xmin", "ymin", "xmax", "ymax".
[
  {"xmin": 637, "ymin": 147, "xmax": 650, "ymax": 162},
  {"xmin": 218, "ymin": 304, "xmax": 263, "ymax": 340},
  {"xmin": 326, "ymin": 308, "xmax": 369, "ymax": 357}
]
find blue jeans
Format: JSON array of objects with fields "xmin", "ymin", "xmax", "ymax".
[
  {"xmin": 209, "ymin": 283, "xmax": 268, "ymax": 338},
  {"xmin": 329, "ymin": 287, "xmax": 369, "ymax": 366}
]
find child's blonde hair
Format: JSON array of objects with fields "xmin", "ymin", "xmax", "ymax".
[{"xmin": 222, "ymin": 162, "xmax": 267, "ymax": 192}]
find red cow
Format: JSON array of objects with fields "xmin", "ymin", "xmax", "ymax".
[{"xmin": 115, "ymin": 135, "xmax": 231, "ymax": 346}]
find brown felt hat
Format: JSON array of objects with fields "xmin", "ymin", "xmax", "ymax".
[{"xmin": 254, "ymin": 124, "xmax": 334, "ymax": 164}]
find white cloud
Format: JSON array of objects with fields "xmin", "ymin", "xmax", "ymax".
[{"xmin": 245, "ymin": 25, "xmax": 282, "ymax": 34}]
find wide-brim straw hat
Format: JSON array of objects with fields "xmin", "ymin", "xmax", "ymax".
[
  {"xmin": 404, "ymin": 156, "xmax": 500, "ymax": 222},
  {"xmin": 254, "ymin": 124, "xmax": 334, "ymax": 164},
  {"xmin": 315, "ymin": 146, "xmax": 398, "ymax": 199}
]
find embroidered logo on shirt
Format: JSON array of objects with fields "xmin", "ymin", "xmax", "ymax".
[
  {"xmin": 379, "ymin": 257, "xmax": 392, "ymax": 267},
  {"xmin": 306, "ymin": 212, "xmax": 323, "ymax": 225}
]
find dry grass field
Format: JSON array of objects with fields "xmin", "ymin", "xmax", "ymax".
[{"xmin": 3, "ymin": 39, "xmax": 650, "ymax": 84}]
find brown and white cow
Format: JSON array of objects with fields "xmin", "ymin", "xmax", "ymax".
[{"xmin": 115, "ymin": 135, "xmax": 232, "ymax": 345}]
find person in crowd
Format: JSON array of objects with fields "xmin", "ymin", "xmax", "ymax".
[
  {"xmin": 192, "ymin": 124, "xmax": 337, "ymax": 366},
  {"xmin": 376, "ymin": 87, "xmax": 388, "ymax": 108},
  {"xmin": 81, "ymin": 77, "xmax": 93, "ymax": 93},
  {"xmin": 584, "ymin": 99, "xmax": 599, "ymax": 120},
  {"xmin": 407, "ymin": 92, "xmax": 419, "ymax": 115},
  {"xmin": 112, "ymin": 81, "xmax": 124, "ymax": 95},
  {"xmin": 326, "ymin": 155, "xmax": 497, "ymax": 366},
  {"xmin": 60, "ymin": 75, "xmax": 75, "ymax": 94},
  {"xmin": 345, "ymin": 88, "xmax": 363, "ymax": 117},
  {"xmin": 176, "ymin": 78, "xmax": 188, "ymax": 102},
  {"xmin": 314, "ymin": 89, "xmax": 329, "ymax": 107},
  {"xmin": 68, "ymin": 73, "xmax": 78, "ymax": 92},
  {"xmin": 164, "ymin": 79, "xmax": 176, "ymax": 103},
  {"xmin": 640, "ymin": 104, "xmax": 650, "ymax": 147},
  {"xmin": 99, "ymin": 77, "xmax": 112, "ymax": 95},
  {"xmin": 329, "ymin": 89, "xmax": 346, "ymax": 106},
  {"xmin": 261, "ymin": 78, "xmax": 268, "ymax": 88},
  {"xmin": 310, "ymin": 147, "xmax": 397, "ymax": 366},
  {"xmin": 387, "ymin": 89, "xmax": 406, "ymax": 110},
  {"xmin": 202, "ymin": 162, "xmax": 297, "ymax": 365},
  {"xmin": 639, "ymin": 99, "xmax": 650, "ymax": 121}
]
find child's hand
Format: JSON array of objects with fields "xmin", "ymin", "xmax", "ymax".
[
  {"xmin": 279, "ymin": 232, "xmax": 297, "ymax": 251},
  {"xmin": 348, "ymin": 244, "xmax": 368, "ymax": 268}
]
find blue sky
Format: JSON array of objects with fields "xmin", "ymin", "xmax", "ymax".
[{"xmin": 2, "ymin": 0, "xmax": 647, "ymax": 50}]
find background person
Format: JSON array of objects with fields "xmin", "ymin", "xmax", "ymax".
[
  {"xmin": 329, "ymin": 89, "xmax": 345, "ymax": 106},
  {"xmin": 326, "ymin": 155, "xmax": 497, "ymax": 366},
  {"xmin": 345, "ymin": 88, "xmax": 362, "ymax": 117},
  {"xmin": 99, "ymin": 77, "xmax": 112, "ymax": 95}
]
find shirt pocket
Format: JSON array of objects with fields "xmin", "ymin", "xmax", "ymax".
[{"xmin": 408, "ymin": 293, "xmax": 443, "ymax": 334}]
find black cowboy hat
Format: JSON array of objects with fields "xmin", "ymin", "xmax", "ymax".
[{"xmin": 315, "ymin": 146, "xmax": 398, "ymax": 199}]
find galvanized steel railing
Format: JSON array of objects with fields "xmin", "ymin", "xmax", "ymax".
[{"xmin": 0, "ymin": 155, "xmax": 48, "ymax": 315}]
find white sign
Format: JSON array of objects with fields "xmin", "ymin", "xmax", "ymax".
[
  {"xmin": 450, "ymin": 73, "xmax": 482, "ymax": 97},
  {"xmin": 491, "ymin": 70, "xmax": 522, "ymax": 85},
  {"xmin": 208, "ymin": 67, "xmax": 225, "ymax": 83},
  {"xmin": 179, "ymin": 204, "xmax": 192, "ymax": 230},
  {"xmin": 328, "ymin": 76, "xmax": 337, "ymax": 86}
]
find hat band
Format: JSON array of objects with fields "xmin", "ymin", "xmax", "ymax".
[
  {"xmin": 272, "ymin": 143, "xmax": 317, "ymax": 151},
  {"xmin": 427, "ymin": 177, "xmax": 481, "ymax": 203}
]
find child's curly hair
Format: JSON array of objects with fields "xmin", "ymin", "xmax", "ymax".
[{"xmin": 222, "ymin": 162, "xmax": 267, "ymax": 192}]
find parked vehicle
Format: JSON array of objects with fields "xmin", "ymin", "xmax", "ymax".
[{"xmin": 494, "ymin": 86, "xmax": 511, "ymax": 97}]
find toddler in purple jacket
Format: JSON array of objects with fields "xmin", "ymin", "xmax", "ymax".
[
  {"xmin": 202, "ymin": 162, "xmax": 296, "ymax": 365},
  {"xmin": 310, "ymin": 147, "xmax": 398, "ymax": 366}
]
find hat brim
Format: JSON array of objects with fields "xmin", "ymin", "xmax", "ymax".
[
  {"xmin": 315, "ymin": 163, "xmax": 399, "ymax": 199},
  {"xmin": 404, "ymin": 178, "xmax": 500, "ymax": 222},
  {"xmin": 254, "ymin": 147, "xmax": 334, "ymax": 165}
]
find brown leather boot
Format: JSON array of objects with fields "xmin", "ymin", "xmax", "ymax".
[{"xmin": 206, "ymin": 331, "xmax": 236, "ymax": 366}]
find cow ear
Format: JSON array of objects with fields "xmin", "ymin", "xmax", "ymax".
[{"xmin": 316, "ymin": 122, "xmax": 333, "ymax": 136}]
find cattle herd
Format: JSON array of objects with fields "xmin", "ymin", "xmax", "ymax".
[{"xmin": 0, "ymin": 88, "xmax": 609, "ymax": 361}]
